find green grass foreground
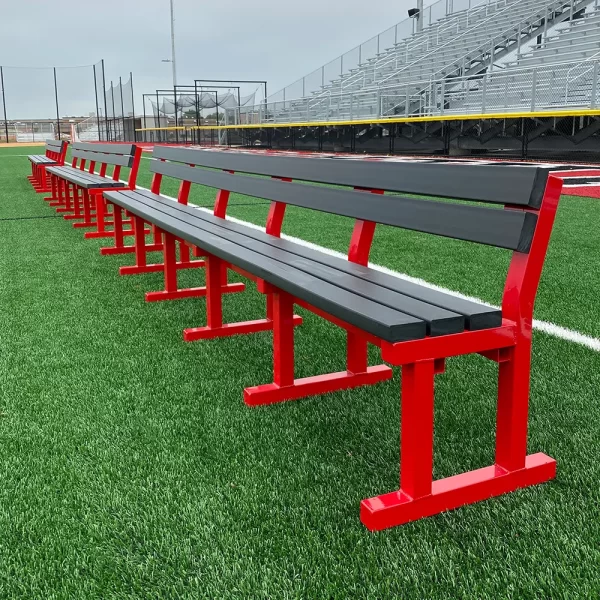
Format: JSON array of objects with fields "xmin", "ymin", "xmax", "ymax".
[{"xmin": 0, "ymin": 145, "xmax": 599, "ymax": 599}]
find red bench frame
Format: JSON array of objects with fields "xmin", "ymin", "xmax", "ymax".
[
  {"xmin": 27, "ymin": 141, "xmax": 68, "ymax": 193},
  {"xmin": 44, "ymin": 144, "xmax": 143, "ymax": 236},
  {"xmin": 97, "ymin": 156, "xmax": 563, "ymax": 529}
]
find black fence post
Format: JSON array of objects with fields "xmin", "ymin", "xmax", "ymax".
[
  {"xmin": 93, "ymin": 64, "xmax": 101, "ymax": 142},
  {"xmin": 102, "ymin": 60, "xmax": 109, "ymax": 142},
  {"xmin": 119, "ymin": 76, "xmax": 126, "ymax": 141},
  {"xmin": 130, "ymin": 72, "xmax": 136, "ymax": 142},
  {"xmin": 1, "ymin": 66, "xmax": 8, "ymax": 143},
  {"xmin": 53, "ymin": 67, "xmax": 61, "ymax": 140},
  {"xmin": 110, "ymin": 81, "xmax": 116, "ymax": 141},
  {"xmin": 156, "ymin": 91, "xmax": 161, "ymax": 143},
  {"xmin": 142, "ymin": 95, "xmax": 147, "ymax": 143},
  {"xmin": 174, "ymin": 85, "xmax": 179, "ymax": 144}
]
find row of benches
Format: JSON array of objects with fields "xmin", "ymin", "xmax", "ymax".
[{"xmin": 27, "ymin": 141, "xmax": 563, "ymax": 530}]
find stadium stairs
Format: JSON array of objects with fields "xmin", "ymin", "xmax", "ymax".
[{"xmin": 260, "ymin": 0, "xmax": 597, "ymax": 123}]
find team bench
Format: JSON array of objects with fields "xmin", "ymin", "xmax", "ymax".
[
  {"xmin": 27, "ymin": 139, "xmax": 68, "ymax": 193},
  {"xmin": 100, "ymin": 148, "xmax": 562, "ymax": 530},
  {"xmin": 44, "ymin": 142, "xmax": 142, "ymax": 234}
]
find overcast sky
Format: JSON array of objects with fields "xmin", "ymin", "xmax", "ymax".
[{"xmin": 0, "ymin": 0, "xmax": 424, "ymax": 119}]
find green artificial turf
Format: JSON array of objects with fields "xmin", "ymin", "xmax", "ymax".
[{"xmin": 0, "ymin": 145, "xmax": 598, "ymax": 599}]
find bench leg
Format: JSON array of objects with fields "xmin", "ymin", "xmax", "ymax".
[
  {"xmin": 49, "ymin": 177, "xmax": 66, "ymax": 208},
  {"xmin": 44, "ymin": 174, "xmax": 58, "ymax": 202},
  {"xmin": 99, "ymin": 209, "xmax": 161, "ymax": 256},
  {"xmin": 360, "ymin": 345, "xmax": 556, "ymax": 530},
  {"xmin": 56, "ymin": 182, "xmax": 74, "ymax": 213},
  {"xmin": 183, "ymin": 255, "xmax": 284, "ymax": 340},
  {"xmin": 83, "ymin": 194, "xmax": 122, "ymax": 238},
  {"xmin": 73, "ymin": 189, "xmax": 96, "ymax": 229},
  {"xmin": 141, "ymin": 233, "xmax": 209, "ymax": 298},
  {"xmin": 63, "ymin": 185, "xmax": 84, "ymax": 220},
  {"xmin": 243, "ymin": 291, "xmax": 391, "ymax": 406}
]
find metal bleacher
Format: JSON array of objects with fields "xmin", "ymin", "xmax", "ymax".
[{"xmin": 234, "ymin": 0, "xmax": 600, "ymax": 124}]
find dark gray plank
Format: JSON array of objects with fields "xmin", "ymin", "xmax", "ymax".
[
  {"xmin": 150, "ymin": 161, "xmax": 537, "ymax": 251},
  {"xmin": 151, "ymin": 146, "xmax": 551, "ymax": 208},
  {"xmin": 46, "ymin": 140, "xmax": 64, "ymax": 151},
  {"xmin": 128, "ymin": 189, "xmax": 502, "ymax": 330},
  {"xmin": 104, "ymin": 190, "xmax": 427, "ymax": 343},
  {"xmin": 29, "ymin": 155, "xmax": 56, "ymax": 164},
  {"xmin": 71, "ymin": 142, "xmax": 135, "ymax": 155},
  {"xmin": 72, "ymin": 148, "xmax": 134, "ymax": 168},
  {"xmin": 117, "ymin": 191, "xmax": 465, "ymax": 337}
]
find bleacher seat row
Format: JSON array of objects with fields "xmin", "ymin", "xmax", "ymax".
[{"xmin": 27, "ymin": 144, "xmax": 563, "ymax": 530}]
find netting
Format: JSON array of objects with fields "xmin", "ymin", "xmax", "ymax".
[
  {"xmin": 1, "ymin": 60, "xmax": 105, "ymax": 143},
  {"xmin": 146, "ymin": 88, "xmax": 257, "ymax": 131}
]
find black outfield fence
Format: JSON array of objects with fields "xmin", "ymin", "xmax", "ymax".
[{"xmin": 133, "ymin": 113, "xmax": 600, "ymax": 163}]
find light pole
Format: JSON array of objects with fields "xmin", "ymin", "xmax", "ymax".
[
  {"xmin": 162, "ymin": 0, "xmax": 177, "ymax": 87},
  {"xmin": 409, "ymin": 0, "xmax": 424, "ymax": 33}
]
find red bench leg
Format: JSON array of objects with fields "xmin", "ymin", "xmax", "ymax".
[
  {"xmin": 99, "ymin": 210, "xmax": 158, "ymax": 256},
  {"xmin": 183, "ymin": 255, "xmax": 287, "ymax": 340},
  {"xmin": 44, "ymin": 174, "xmax": 58, "ymax": 202},
  {"xmin": 141, "ymin": 233, "xmax": 210, "ymax": 299},
  {"xmin": 73, "ymin": 189, "xmax": 96, "ymax": 229},
  {"xmin": 84, "ymin": 193, "xmax": 118, "ymax": 239},
  {"xmin": 49, "ymin": 177, "xmax": 65, "ymax": 208},
  {"xmin": 56, "ymin": 181, "xmax": 74, "ymax": 213},
  {"xmin": 360, "ymin": 343, "xmax": 556, "ymax": 530},
  {"xmin": 64, "ymin": 185, "xmax": 84, "ymax": 220},
  {"xmin": 243, "ymin": 291, "xmax": 392, "ymax": 406}
]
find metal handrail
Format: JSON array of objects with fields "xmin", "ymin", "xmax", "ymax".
[
  {"xmin": 564, "ymin": 49, "xmax": 600, "ymax": 101},
  {"xmin": 375, "ymin": 0, "xmax": 539, "ymax": 88},
  {"xmin": 238, "ymin": 57, "xmax": 600, "ymax": 123},
  {"xmin": 335, "ymin": 1, "xmax": 493, "ymax": 93},
  {"xmin": 403, "ymin": 0, "xmax": 583, "ymax": 109},
  {"xmin": 267, "ymin": 0, "xmax": 490, "ymax": 103},
  {"xmin": 337, "ymin": 0, "xmax": 509, "ymax": 95}
]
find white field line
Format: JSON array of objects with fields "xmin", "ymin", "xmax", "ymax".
[{"xmin": 131, "ymin": 184, "xmax": 600, "ymax": 353}]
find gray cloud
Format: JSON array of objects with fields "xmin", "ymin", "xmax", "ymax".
[{"xmin": 0, "ymin": 0, "xmax": 418, "ymax": 118}]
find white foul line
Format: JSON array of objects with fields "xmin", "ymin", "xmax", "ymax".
[{"xmin": 134, "ymin": 184, "xmax": 600, "ymax": 354}]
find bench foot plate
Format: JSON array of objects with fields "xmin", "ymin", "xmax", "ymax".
[
  {"xmin": 73, "ymin": 222, "xmax": 97, "ymax": 229},
  {"xmin": 244, "ymin": 364, "xmax": 393, "ymax": 406},
  {"xmin": 100, "ymin": 243, "xmax": 163, "ymax": 256},
  {"xmin": 120, "ymin": 259, "xmax": 206, "ymax": 276},
  {"xmin": 84, "ymin": 231, "xmax": 118, "ymax": 239},
  {"xmin": 146, "ymin": 282, "xmax": 245, "ymax": 302},
  {"xmin": 360, "ymin": 452, "xmax": 556, "ymax": 530},
  {"xmin": 184, "ymin": 314, "xmax": 303, "ymax": 341}
]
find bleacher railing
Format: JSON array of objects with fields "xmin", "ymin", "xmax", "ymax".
[
  {"xmin": 231, "ymin": 58, "xmax": 600, "ymax": 124},
  {"xmin": 266, "ymin": 0, "xmax": 492, "ymax": 104}
]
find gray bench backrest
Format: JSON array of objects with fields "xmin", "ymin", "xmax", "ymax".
[
  {"xmin": 45, "ymin": 140, "xmax": 65, "ymax": 154},
  {"xmin": 149, "ymin": 147, "xmax": 554, "ymax": 252},
  {"xmin": 71, "ymin": 142, "xmax": 136, "ymax": 168}
]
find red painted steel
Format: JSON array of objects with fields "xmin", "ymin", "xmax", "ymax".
[
  {"xmin": 360, "ymin": 175, "xmax": 562, "ymax": 529},
  {"xmin": 28, "ymin": 142, "xmax": 67, "ymax": 193}
]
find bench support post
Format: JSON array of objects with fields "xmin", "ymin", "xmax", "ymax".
[
  {"xmin": 142, "ymin": 232, "xmax": 216, "ymax": 300},
  {"xmin": 183, "ymin": 256, "xmax": 300, "ymax": 341},
  {"xmin": 63, "ymin": 184, "xmax": 84, "ymax": 221},
  {"xmin": 360, "ymin": 344, "xmax": 556, "ymax": 531},
  {"xmin": 244, "ymin": 291, "xmax": 392, "ymax": 406}
]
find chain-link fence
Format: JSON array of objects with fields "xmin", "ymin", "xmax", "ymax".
[{"xmin": 0, "ymin": 61, "xmax": 107, "ymax": 143}]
